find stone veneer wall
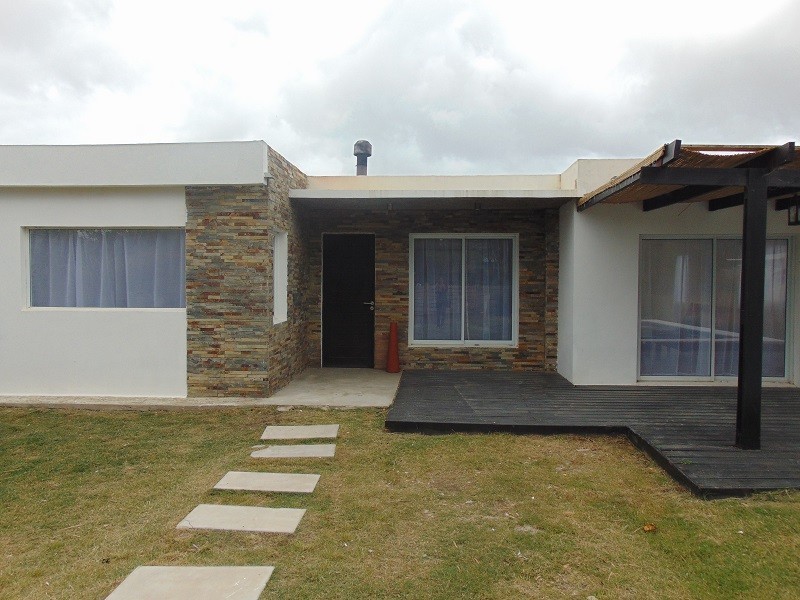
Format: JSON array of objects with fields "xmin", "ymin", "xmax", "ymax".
[
  {"xmin": 185, "ymin": 147, "xmax": 309, "ymax": 396},
  {"xmin": 305, "ymin": 208, "xmax": 558, "ymax": 371}
]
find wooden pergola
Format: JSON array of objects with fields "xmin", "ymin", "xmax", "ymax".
[{"xmin": 579, "ymin": 141, "xmax": 800, "ymax": 449}]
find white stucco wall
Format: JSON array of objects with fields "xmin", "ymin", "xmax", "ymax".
[
  {"xmin": 557, "ymin": 202, "xmax": 575, "ymax": 379},
  {"xmin": 0, "ymin": 141, "xmax": 269, "ymax": 187},
  {"xmin": 558, "ymin": 201, "xmax": 800, "ymax": 385},
  {"xmin": 0, "ymin": 187, "xmax": 187, "ymax": 397}
]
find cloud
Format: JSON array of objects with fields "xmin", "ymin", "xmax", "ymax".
[
  {"xmin": 618, "ymin": 1, "xmax": 800, "ymax": 146},
  {"xmin": 276, "ymin": 1, "xmax": 589, "ymax": 174},
  {"xmin": 0, "ymin": 0, "xmax": 797, "ymax": 173},
  {"xmin": 273, "ymin": 0, "xmax": 800, "ymax": 174},
  {"xmin": 0, "ymin": 0, "xmax": 134, "ymax": 142}
]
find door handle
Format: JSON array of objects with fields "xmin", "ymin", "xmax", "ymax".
[{"xmin": 363, "ymin": 301, "xmax": 375, "ymax": 311}]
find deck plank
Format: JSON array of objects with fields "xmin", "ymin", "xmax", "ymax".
[{"xmin": 385, "ymin": 371, "xmax": 800, "ymax": 497}]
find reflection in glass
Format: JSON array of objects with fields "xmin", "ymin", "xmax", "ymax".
[{"xmin": 640, "ymin": 239, "xmax": 713, "ymax": 376}]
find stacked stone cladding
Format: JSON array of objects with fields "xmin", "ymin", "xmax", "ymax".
[
  {"xmin": 185, "ymin": 147, "xmax": 309, "ymax": 397},
  {"xmin": 304, "ymin": 207, "xmax": 558, "ymax": 371}
]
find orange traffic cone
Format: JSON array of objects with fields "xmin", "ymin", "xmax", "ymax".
[{"xmin": 386, "ymin": 321, "xmax": 400, "ymax": 373}]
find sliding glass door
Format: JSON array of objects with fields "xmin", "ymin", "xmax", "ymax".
[
  {"xmin": 640, "ymin": 239, "xmax": 713, "ymax": 377},
  {"xmin": 639, "ymin": 238, "xmax": 788, "ymax": 379}
]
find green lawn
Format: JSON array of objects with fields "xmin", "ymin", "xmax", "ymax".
[{"xmin": 0, "ymin": 407, "xmax": 798, "ymax": 599}]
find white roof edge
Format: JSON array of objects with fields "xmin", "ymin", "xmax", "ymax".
[
  {"xmin": 560, "ymin": 157, "xmax": 645, "ymax": 195},
  {"xmin": 305, "ymin": 174, "xmax": 564, "ymax": 191},
  {"xmin": 0, "ymin": 141, "xmax": 270, "ymax": 187},
  {"xmin": 290, "ymin": 189, "xmax": 579, "ymax": 200}
]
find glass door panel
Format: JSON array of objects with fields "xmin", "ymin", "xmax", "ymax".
[
  {"xmin": 640, "ymin": 239, "xmax": 713, "ymax": 377},
  {"xmin": 714, "ymin": 239, "xmax": 788, "ymax": 378}
]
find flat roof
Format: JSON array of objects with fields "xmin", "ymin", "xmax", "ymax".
[
  {"xmin": 292, "ymin": 177, "xmax": 571, "ymax": 209},
  {"xmin": 0, "ymin": 141, "xmax": 270, "ymax": 187},
  {"xmin": 290, "ymin": 162, "xmax": 636, "ymax": 209}
]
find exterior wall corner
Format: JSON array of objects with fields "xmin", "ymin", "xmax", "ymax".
[{"xmin": 185, "ymin": 150, "xmax": 311, "ymax": 397}]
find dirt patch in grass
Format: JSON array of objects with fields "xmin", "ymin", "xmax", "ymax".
[{"xmin": 1, "ymin": 407, "xmax": 798, "ymax": 599}]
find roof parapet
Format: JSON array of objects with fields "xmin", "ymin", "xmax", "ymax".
[{"xmin": 0, "ymin": 141, "xmax": 270, "ymax": 187}]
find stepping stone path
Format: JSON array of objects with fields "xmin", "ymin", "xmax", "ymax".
[
  {"xmin": 251, "ymin": 443, "xmax": 336, "ymax": 458},
  {"xmin": 105, "ymin": 566, "xmax": 274, "ymax": 600},
  {"xmin": 214, "ymin": 471, "xmax": 320, "ymax": 493},
  {"xmin": 106, "ymin": 423, "xmax": 339, "ymax": 598},
  {"xmin": 261, "ymin": 424, "xmax": 339, "ymax": 440},
  {"xmin": 177, "ymin": 504, "xmax": 305, "ymax": 534}
]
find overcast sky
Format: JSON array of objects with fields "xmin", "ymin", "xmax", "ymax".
[{"xmin": 1, "ymin": 0, "xmax": 798, "ymax": 175}]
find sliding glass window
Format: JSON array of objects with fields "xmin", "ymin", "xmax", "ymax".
[
  {"xmin": 639, "ymin": 238, "xmax": 788, "ymax": 379},
  {"xmin": 410, "ymin": 234, "xmax": 517, "ymax": 346}
]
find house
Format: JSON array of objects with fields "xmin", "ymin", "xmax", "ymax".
[{"xmin": 1, "ymin": 140, "xmax": 798, "ymax": 414}]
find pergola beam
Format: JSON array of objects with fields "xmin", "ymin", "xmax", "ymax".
[
  {"xmin": 639, "ymin": 143, "xmax": 796, "ymax": 212},
  {"xmin": 639, "ymin": 167, "xmax": 749, "ymax": 187},
  {"xmin": 766, "ymin": 169, "xmax": 800, "ymax": 188},
  {"xmin": 708, "ymin": 187, "xmax": 799, "ymax": 212},
  {"xmin": 642, "ymin": 184, "xmax": 715, "ymax": 211},
  {"xmin": 707, "ymin": 194, "xmax": 743, "ymax": 212},
  {"xmin": 753, "ymin": 141, "xmax": 796, "ymax": 169},
  {"xmin": 775, "ymin": 195, "xmax": 799, "ymax": 211},
  {"xmin": 640, "ymin": 167, "xmax": 748, "ymax": 211}
]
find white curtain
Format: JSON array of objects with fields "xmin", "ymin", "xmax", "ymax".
[
  {"xmin": 714, "ymin": 239, "xmax": 787, "ymax": 378},
  {"xmin": 465, "ymin": 238, "xmax": 513, "ymax": 341},
  {"xmin": 640, "ymin": 238, "xmax": 788, "ymax": 378},
  {"xmin": 413, "ymin": 237, "xmax": 514, "ymax": 342},
  {"xmin": 30, "ymin": 229, "xmax": 185, "ymax": 308},
  {"xmin": 413, "ymin": 238, "xmax": 462, "ymax": 340},
  {"xmin": 639, "ymin": 239, "xmax": 712, "ymax": 376}
]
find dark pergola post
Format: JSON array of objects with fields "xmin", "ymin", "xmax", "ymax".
[{"xmin": 736, "ymin": 169, "xmax": 768, "ymax": 450}]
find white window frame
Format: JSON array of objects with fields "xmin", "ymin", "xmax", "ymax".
[
  {"xmin": 273, "ymin": 230, "xmax": 288, "ymax": 325},
  {"xmin": 24, "ymin": 226, "xmax": 186, "ymax": 311},
  {"xmin": 408, "ymin": 233, "xmax": 519, "ymax": 348},
  {"xmin": 637, "ymin": 235, "xmax": 791, "ymax": 382}
]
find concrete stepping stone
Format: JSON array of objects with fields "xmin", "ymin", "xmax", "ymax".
[
  {"xmin": 261, "ymin": 424, "xmax": 339, "ymax": 440},
  {"xmin": 214, "ymin": 471, "xmax": 320, "ymax": 493},
  {"xmin": 177, "ymin": 504, "xmax": 305, "ymax": 534},
  {"xmin": 251, "ymin": 443, "xmax": 336, "ymax": 458},
  {"xmin": 105, "ymin": 565, "xmax": 274, "ymax": 600}
]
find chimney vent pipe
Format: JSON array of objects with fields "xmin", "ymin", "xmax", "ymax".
[{"xmin": 354, "ymin": 140, "xmax": 372, "ymax": 175}]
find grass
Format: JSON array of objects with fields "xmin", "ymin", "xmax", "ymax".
[{"xmin": 1, "ymin": 407, "xmax": 798, "ymax": 599}]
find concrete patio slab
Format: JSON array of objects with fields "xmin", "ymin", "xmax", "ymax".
[
  {"xmin": 261, "ymin": 424, "xmax": 339, "ymax": 440},
  {"xmin": 214, "ymin": 471, "xmax": 320, "ymax": 493},
  {"xmin": 0, "ymin": 367, "xmax": 401, "ymax": 408},
  {"xmin": 177, "ymin": 504, "xmax": 305, "ymax": 534},
  {"xmin": 105, "ymin": 565, "xmax": 274, "ymax": 600},
  {"xmin": 261, "ymin": 368, "xmax": 400, "ymax": 407},
  {"xmin": 251, "ymin": 443, "xmax": 336, "ymax": 458}
]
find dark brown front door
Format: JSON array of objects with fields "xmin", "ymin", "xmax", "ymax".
[{"xmin": 322, "ymin": 234, "xmax": 375, "ymax": 367}]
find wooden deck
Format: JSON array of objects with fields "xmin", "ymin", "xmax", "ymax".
[{"xmin": 385, "ymin": 371, "xmax": 800, "ymax": 497}]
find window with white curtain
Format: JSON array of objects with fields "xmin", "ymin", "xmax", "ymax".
[
  {"xmin": 29, "ymin": 228, "xmax": 186, "ymax": 308},
  {"xmin": 639, "ymin": 237, "xmax": 788, "ymax": 379},
  {"xmin": 410, "ymin": 234, "xmax": 517, "ymax": 346}
]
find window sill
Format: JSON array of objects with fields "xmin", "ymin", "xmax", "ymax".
[{"xmin": 409, "ymin": 341, "xmax": 518, "ymax": 349}]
